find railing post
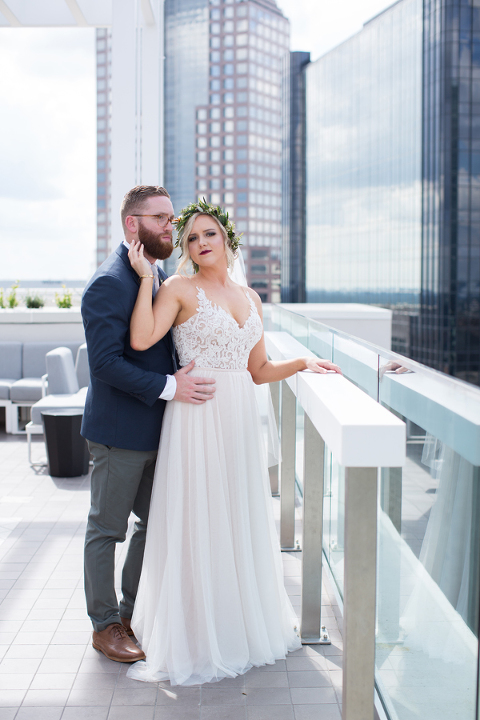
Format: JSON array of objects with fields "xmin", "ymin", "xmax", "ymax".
[
  {"xmin": 269, "ymin": 381, "xmax": 280, "ymax": 496},
  {"xmin": 343, "ymin": 467, "xmax": 377, "ymax": 720},
  {"xmin": 301, "ymin": 414, "xmax": 330, "ymax": 644},
  {"xmin": 279, "ymin": 380, "xmax": 297, "ymax": 551}
]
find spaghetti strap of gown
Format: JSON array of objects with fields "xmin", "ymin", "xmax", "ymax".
[{"xmin": 127, "ymin": 287, "xmax": 300, "ymax": 686}]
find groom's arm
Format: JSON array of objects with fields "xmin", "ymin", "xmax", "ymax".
[{"xmin": 82, "ymin": 274, "xmax": 168, "ymax": 406}]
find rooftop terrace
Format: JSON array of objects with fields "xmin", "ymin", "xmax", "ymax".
[{"xmin": 0, "ymin": 430, "xmax": 344, "ymax": 720}]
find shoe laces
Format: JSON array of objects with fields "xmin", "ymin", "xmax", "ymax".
[{"xmin": 109, "ymin": 623, "xmax": 129, "ymax": 640}]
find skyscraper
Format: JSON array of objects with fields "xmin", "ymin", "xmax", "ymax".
[
  {"xmin": 283, "ymin": 0, "xmax": 480, "ymax": 385},
  {"xmin": 97, "ymin": 0, "xmax": 290, "ymax": 303}
]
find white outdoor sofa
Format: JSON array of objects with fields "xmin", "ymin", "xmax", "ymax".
[{"xmin": 0, "ymin": 341, "xmax": 85, "ymax": 434}]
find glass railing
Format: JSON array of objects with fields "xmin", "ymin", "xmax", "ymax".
[{"xmin": 265, "ymin": 304, "xmax": 480, "ymax": 720}]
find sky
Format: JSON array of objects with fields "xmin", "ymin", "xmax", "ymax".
[{"xmin": 0, "ymin": 0, "xmax": 394, "ymax": 282}]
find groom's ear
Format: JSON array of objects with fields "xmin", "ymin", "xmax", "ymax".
[{"xmin": 124, "ymin": 215, "xmax": 138, "ymax": 234}]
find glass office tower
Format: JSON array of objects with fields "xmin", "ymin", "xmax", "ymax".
[
  {"xmin": 96, "ymin": 0, "xmax": 289, "ymax": 302},
  {"xmin": 164, "ymin": 0, "xmax": 290, "ymax": 301},
  {"xmin": 294, "ymin": 0, "xmax": 480, "ymax": 384}
]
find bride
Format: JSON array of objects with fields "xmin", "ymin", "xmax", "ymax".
[{"xmin": 125, "ymin": 200, "xmax": 341, "ymax": 685}]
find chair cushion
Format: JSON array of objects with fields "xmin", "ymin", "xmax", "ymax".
[
  {"xmin": 31, "ymin": 388, "xmax": 87, "ymax": 425},
  {"xmin": 22, "ymin": 342, "xmax": 82, "ymax": 379},
  {"xmin": 75, "ymin": 343, "xmax": 89, "ymax": 389},
  {"xmin": 10, "ymin": 378, "xmax": 45, "ymax": 402},
  {"xmin": 0, "ymin": 379, "xmax": 16, "ymax": 400},
  {"xmin": 0, "ymin": 342, "xmax": 22, "ymax": 380},
  {"xmin": 46, "ymin": 347, "xmax": 79, "ymax": 395}
]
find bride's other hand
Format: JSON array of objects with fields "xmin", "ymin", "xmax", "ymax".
[
  {"xmin": 304, "ymin": 358, "xmax": 342, "ymax": 375},
  {"xmin": 128, "ymin": 239, "xmax": 152, "ymax": 277}
]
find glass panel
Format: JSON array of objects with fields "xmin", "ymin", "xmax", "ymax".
[
  {"xmin": 323, "ymin": 447, "xmax": 345, "ymax": 596},
  {"xmin": 376, "ymin": 354, "xmax": 480, "ymax": 720},
  {"xmin": 332, "ymin": 335, "xmax": 379, "ymax": 399}
]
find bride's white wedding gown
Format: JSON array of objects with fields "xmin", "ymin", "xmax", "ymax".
[{"xmin": 127, "ymin": 287, "xmax": 301, "ymax": 686}]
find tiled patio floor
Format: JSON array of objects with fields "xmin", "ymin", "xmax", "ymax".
[{"xmin": 0, "ymin": 430, "xmax": 343, "ymax": 720}]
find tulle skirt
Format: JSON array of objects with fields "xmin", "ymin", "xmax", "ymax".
[{"xmin": 126, "ymin": 367, "xmax": 300, "ymax": 686}]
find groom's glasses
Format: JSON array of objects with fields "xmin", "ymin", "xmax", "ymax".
[{"xmin": 131, "ymin": 214, "xmax": 175, "ymax": 227}]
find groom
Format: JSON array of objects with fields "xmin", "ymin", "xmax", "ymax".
[{"xmin": 81, "ymin": 185, "xmax": 215, "ymax": 662}]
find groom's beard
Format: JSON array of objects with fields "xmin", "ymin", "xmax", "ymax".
[{"xmin": 138, "ymin": 222, "xmax": 174, "ymax": 261}]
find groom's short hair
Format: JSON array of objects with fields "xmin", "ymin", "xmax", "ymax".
[{"xmin": 121, "ymin": 185, "xmax": 170, "ymax": 230}]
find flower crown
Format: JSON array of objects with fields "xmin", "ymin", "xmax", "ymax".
[{"xmin": 174, "ymin": 198, "xmax": 242, "ymax": 254}]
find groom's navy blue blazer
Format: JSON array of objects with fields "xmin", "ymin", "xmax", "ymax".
[{"xmin": 81, "ymin": 243, "xmax": 176, "ymax": 452}]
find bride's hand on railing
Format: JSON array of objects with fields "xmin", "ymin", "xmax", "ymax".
[
  {"xmin": 303, "ymin": 357, "xmax": 342, "ymax": 375},
  {"xmin": 128, "ymin": 239, "xmax": 153, "ymax": 278}
]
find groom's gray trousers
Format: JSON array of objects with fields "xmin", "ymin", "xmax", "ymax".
[{"xmin": 84, "ymin": 441, "xmax": 157, "ymax": 632}]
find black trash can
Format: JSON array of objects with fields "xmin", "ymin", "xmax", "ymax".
[{"xmin": 41, "ymin": 409, "xmax": 90, "ymax": 478}]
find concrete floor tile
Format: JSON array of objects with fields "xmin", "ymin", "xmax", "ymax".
[
  {"xmin": 208, "ymin": 675, "xmax": 245, "ymax": 689},
  {"xmin": 286, "ymin": 657, "xmax": 327, "ymax": 672},
  {"xmin": 29, "ymin": 673, "xmax": 76, "ymax": 690},
  {"xmin": 108, "ymin": 706, "xmax": 155, "ymax": 720},
  {"xmin": 289, "ymin": 688, "xmax": 337, "ymax": 705},
  {"xmin": 324, "ymin": 656, "xmax": 342, "ymax": 672},
  {"xmin": 0, "ymin": 689, "xmax": 26, "ymax": 707},
  {"xmin": 102, "ymin": 683, "xmax": 156, "ymax": 707},
  {"xmin": 0, "ymin": 673, "xmax": 34, "ymax": 689},
  {"xmin": 43, "ymin": 645, "xmax": 85, "ymax": 660},
  {"xmin": 156, "ymin": 687, "xmax": 201, "ymax": 706},
  {"xmin": 71, "ymin": 673, "xmax": 118, "ymax": 691},
  {"xmin": 245, "ymin": 670, "xmax": 288, "ymax": 688},
  {"xmin": 0, "ymin": 659, "xmax": 41, "ymax": 674},
  {"xmin": 201, "ymin": 688, "xmax": 246, "ymax": 706},
  {"xmin": 21, "ymin": 620, "xmax": 59, "ymax": 633},
  {"xmin": 3, "ymin": 645, "xmax": 47, "ymax": 660},
  {"xmin": 293, "ymin": 704, "xmax": 341, "ymax": 720},
  {"xmin": 0, "ymin": 709, "xmax": 17, "ymax": 719},
  {"xmin": 12, "ymin": 632, "xmax": 54, "ymax": 645},
  {"xmin": 15, "ymin": 708, "xmax": 63, "ymax": 720},
  {"xmin": 154, "ymin": 708, "xmax": 200, "ymax": 720},
  {"xmin": 37, "ymin": 658, "xmax": 81, "ymax": 674},
  {"xmin": 245, "ymin": 688, "xmax": 291, "ymax": 705},
  {"xmin": 62, "ymin": 709, "xmax": 109, "ymax": 720},
  {"xmin": 287, "ymin": 671, "xmax": 332, "ymax": 688},
  {"xmin": 247, "ymin": 707, "xmax": 294, "ymax": 720},
  {"xmin": 78, "ymin": 658, "xmax": 121, "ymax": 674},
  {"xmin": 67, "ymin": 688, "xmax": 115, "ymax": 707},
  {"xmin": 50, "ymin": 631, "xmax": 90, "ymax": 645},
  {"xmin": 22, "ymin": 689, "xmax": 70, "ymax": 707},
  {"xmin": 201, "ymin": 706, "xmax": 247, "ymax": 720}
]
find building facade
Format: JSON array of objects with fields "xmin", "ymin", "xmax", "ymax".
[
  {"xmin": 95, "ymin": 28, "xmax": 112, "ymax": 267},
  {"xmin": 164, "ymin": 0, "xmax": 289, "ymax": 301},
  {"xmin": 97, "ymin": 0, "xmax": 289, "ymax": 302},
  {"xmin": 284, "ymin": 0, "xmax": 480, "ymax": 384}
]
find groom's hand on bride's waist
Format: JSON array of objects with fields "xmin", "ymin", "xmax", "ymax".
[{"xmin": 173, "ymin": 360, "xmax": 216, "ymax": 404}]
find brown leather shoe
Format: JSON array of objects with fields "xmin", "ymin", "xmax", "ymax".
[
  {"xmin": 92, "ymin": 623, "xmax": 145, "ymax": 663},
  {"xmin": 120, "ymin": 616, "xmax": 134, "ymax": 636}
]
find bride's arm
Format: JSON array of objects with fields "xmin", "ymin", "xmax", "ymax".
[
  {"xmin": 128, "ymin": 240, "xmax": 182, "ymax": 351},
  {"xmin": 247, "ymin": 293, "xmax": 341, "ymax": 384}
]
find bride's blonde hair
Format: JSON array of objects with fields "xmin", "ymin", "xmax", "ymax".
[{"xmin": 177, "ymin": 212, "xmax": 236, "ymax": 276}]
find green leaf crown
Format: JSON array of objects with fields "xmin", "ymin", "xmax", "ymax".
[{"xmin": 174, "ymin": 197, "xmax": 242, "ymax": 254}]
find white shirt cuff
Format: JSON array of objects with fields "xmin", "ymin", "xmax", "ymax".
[{"xmin": 159, "ymin": 374, "xmax": 177, "ymax": 401}]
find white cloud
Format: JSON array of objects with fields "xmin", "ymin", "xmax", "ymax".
[{"xmin": 0, "ymin": 28, "xmax": 96, "ymax": 281}]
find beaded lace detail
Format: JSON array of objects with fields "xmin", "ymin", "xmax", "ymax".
[{"xmin": 173, "ymin": 287, "xmax": 263, "ymax": 370}]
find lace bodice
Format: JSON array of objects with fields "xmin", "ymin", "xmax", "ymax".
[{"xmin": 173, "ymin": 287, "xmax": 263, "ymax": 370}]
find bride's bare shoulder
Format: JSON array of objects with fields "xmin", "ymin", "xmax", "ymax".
[{"xmin": 162, "ymin": 275, "xmax": 197, "ymax": 296}]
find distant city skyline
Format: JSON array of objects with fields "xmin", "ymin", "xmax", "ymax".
[{"xmin": 0, "ymin": 0, "xmax": 394, "ymax": 281}]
